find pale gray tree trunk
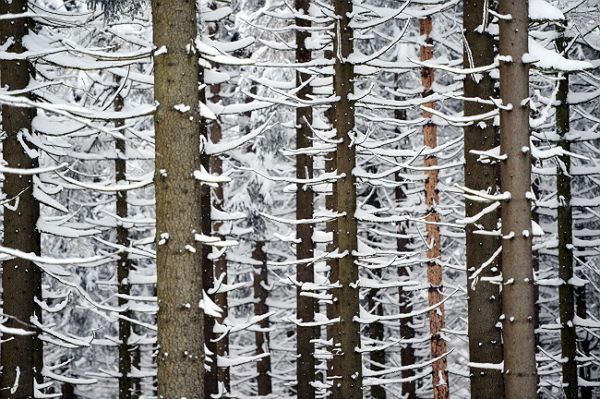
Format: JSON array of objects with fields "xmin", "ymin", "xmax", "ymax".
[
  {"xmin": 498, "ymin": 0, "xmax": 538, "ymax": 397},
  {"xmin": 152, "ymin": 0, "xmax": 205, "ymax": 396}
]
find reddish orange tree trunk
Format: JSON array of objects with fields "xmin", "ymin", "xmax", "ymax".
[{"xmin": 421, "ymin": 15, "xmax": 449, "ymax": 399}]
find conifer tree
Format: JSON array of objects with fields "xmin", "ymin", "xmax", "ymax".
[
  {"xmin": 330, "ymin": 1, "xmax": 362, "ymax": 398},
  {"xmin": 464, "ymin": 2, "xmax": 504, "ymax": 397},
  {"xmin": 0, "ymin": 1, "xmax": 42, "ymax": 396},
  {"xmin": 152, "ymin": 0, "xmax": 206, "ymax": 396},
  {"xmin": 498, "ymin": 0, "xmax": 538, "ymax": 397},
  {"xmin": 420, "ymin": 15, "xmax": 449, "ymax": 399},
  {"xmin": 295, "ymin": 1, "xmax": 316, "ymax": 398}
]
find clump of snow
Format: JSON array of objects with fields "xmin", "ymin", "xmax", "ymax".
[
  {"xmin": 527, "ymin": 38, "xmax": 593, "ymax": 71},
  {"xmin": 174, "ymin": 104, "xmax": 191, "ymax": 113},
  {"xmin": 529, "ymin": 0, "xmax": 565, "ymax": 21},
  {"xmin": 154, "ymin": 45, "xmax": 167, "ymax": 56}
]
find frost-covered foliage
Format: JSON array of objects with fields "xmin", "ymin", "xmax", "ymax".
[{"xmin": 87, "ymin": 0, "xmax": 147, "ymax": 18}]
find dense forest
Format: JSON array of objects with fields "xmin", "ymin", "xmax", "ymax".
[{"xmin": 0, "ymin": 0, "xmax": 599, "ymax": 398}]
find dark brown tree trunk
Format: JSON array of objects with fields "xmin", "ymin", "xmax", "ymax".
[
  {"xmin": 420, "ymin": 15, "xmax": 449, "ymax": 399},
  {"xmin": 295, "ymin": 1, "xmax": 316, "ymax": 398},
  {"xmin": 367, "ymin": 255, "xmax": 385, "ymax": 399},
  {"xmin": 207, "ymin": 11, "xmax": 230, "ymax": 393},
  {"xmin": 498, "ymin": 0, "xmax": 538, "ymax": 397},
  {"xmin": 115, "ymin": 88, "xmax": 132, "ymax": 399},
  {"xmin": 131, "ymin": 341, "xmax": 141, "ymax": 398},
  {"xmin": 531, "ymin": 178, "xmax": 541, "ymax": 343},
  {"xmin": 463, "ymin": 2, "xmax": 505, "ymax": 398},
  {"xmin": 367, "ymin": 280, "xmax": 385, "ymax": 399},
  {"xmin": 331, "ymin": 2, "xmax": 362, "ymax": 398},
  {"xmin": 152, "ymin": 0, "xmax": 205, "ymax": 396},
  {"xmin": 62, "ymin": 383, "xmax": 75, "ymax": 399},
  {"xmin": 395, "ymin": 98, "xmax": 416, "ymax": 399},
  {"xmin": 555, "ymin": 26, "xmax": 577, "ymax": 399},
  {"xmin": 253, "ymin": 242, "xmax": 272, "ymax": 396},
  {"xmin": 576, "ymin": 284, "xmax": 592, "ymax": 399},
  {"xmin": 365, "ymin": 190, "xmax": 385, "ymax": 399},
  {"xmin": 324, "ymin": 68, "xmax": 339, "ymax": 392},
  {"xmin": 209, "ymin": 82, "xmax": 230, "ymax": 394},
  {"xmin": 200, "ymin": 64, "xmax": 217, "ymax": 399},
  {"xmin": 0, "ymin": 0, "xmax": 42, "ymax": 397}
]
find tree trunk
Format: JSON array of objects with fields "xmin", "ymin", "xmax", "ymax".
[
  {"xmin": 295, "ymin": 1, "xmax": 316, "ymax": 398},
  {"xmin": 0, "ymin": 0, "xmax": 42, "ymax": 397},
  {"xmin": 395, "ymin": 107, "xmax": 416, "ymax": 399},
  {"xmin": 420, "ymin": 15, "xmax": 449, "ymax": 399},
  {"xmin": 555, "ymin": 26, "xmax": 577, "ymax": 399},
  {"xmin": 366, "ymin": 276, "xmax": 385, "ymax": 399},
  {"xmin": 576, "ymin": 284, "xmax": 592, "ymax": 399},
  {"xmin": 331, "ymin": 2, "xmax": 362, "ymax": 398},
  {"xmin": 367, "ymin": 254, "xmax": 385, "ymax": 399},
  {"xmin": 131, "ymin": 341, "xmax": 141, "ymax": 398},
  {"xmin": 115, "ymin": 87, "xmax": 132, "ymax": 399},
  {"xmin": 253, "ymin": 242, "xmax": 272, "ymax": 396},
  {"xmin": 209, "ymin": 82, "xmax": 230, "ymax": 395},
  {"xmin": 531, "ymin": 178, "xmax": 540, "ymax": 343},
  {"xmin": 152, "ymin": 0, "xmax": 205, "ymax": 396},
  {"xmin": 324, "ymin": 57, "xmax": 338, "ymax": 391},
  {"xmin": 498, "ymin": 0, "xmax": 538, "ymax": 397},
  {"xmin": 463, "ymin": 2, "xmax": 504, "ymax": 397},
  {"xmin": 207, "ymin": 12, "xmax": 230, "ymax": 394},
  {"xmin": 200, "ymin": 64, "xmax": 217, "ymax": 399},
  {"xmin": 365, "ymin": 190, "xmax": 385, "ymax": 399}
]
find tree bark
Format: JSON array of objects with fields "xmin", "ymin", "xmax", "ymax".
[
  {"xmin": 331, "ymin": 2, "xmax": 362, "ymax": 398},
  {"xmin": 115, "ymin": 87, "xmax": 132, "ymax": 399},
  {"xmin": 498, "ymin": 1, "xmax": 538, "ymax": 397},
  {"xmin": 152, "ymin": 0, "xmax": 205, "ymax": 396},
  {"xmin": 206, "ymin": 11, "xmax": 230, "ymax": 393},
  {"xmin": 420, "ymin": 15, "xmax": 449, "ymax": 399},
  {"xmin": 200, "ymin": 58, "xmax": 217, "ymax": 399},
  {"xmin": 324, "ymin": 50, "xmax": 338, "ymax": 391},
  {"xmin": 463, "ymin": 2, "xmax": 504, "ymax": 397},
  {"xmin": 576, "ymin": 284, "xmax": 592, "ymax": 399},
  {"xmin": 555, "ymin": 26, "xmax": 577, "ymax": 399},
  {"xmin": 395, "ymin": 98, "xmax": 416, "ymax": 399},
  {"xmin": 295, "ymin": 1, "xmax": 316, "ymax": 398},
  {"xmin": 0, "ymin": 0, "xmax": 42, "ymax": 397},
  {"xmin": 366, "ymin": 276, "xmax": 385, "ymax": 399},
  {"xmin": 131, "ymin": 342, "xmax": 141, "ymax": 398},
  {"xmin": 365, "ymin": 190, "xmax": 385, "ymax": 399},
  {"xmin": 209, "ymin": 82, "xmax": 230, "ymax": 395},
  {"xmin": 253, "ymin": 242, "xmax": 272, "ymax": 396}
]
